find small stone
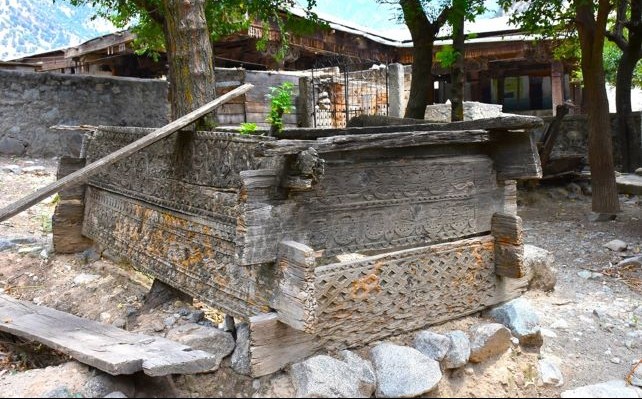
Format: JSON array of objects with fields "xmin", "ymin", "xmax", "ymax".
[
  {"xmin": 589, "ymin": 213, "xmax": 617, "ymax": 222},
  {"xmin": 413, "ymin": 330, "xmax": 451, "ymax": 361},
  {"xmin": 100, "ymin": 312, "xmax": 111, "ymax": 323},
  {"xmin": 566, "ymin": 182, "xmax": 582, "ymax": 199},
  {"xmin": 577, "ymin": 270, "xmax": 600, "ymax": 279},
  {"xmin": 73, "ymin": 273, "xmax": 100, "ymax": 285},
  {"xmin": 188, "ymin": 310, "xmax": 205, "ymax": 323},
  {"xmin": 104, "ymin": 392, "xmax": 128, "ymax": 398},
  {"xmin": 178, "ymin": 308, "xmax": 191, "ymax": 317},
  {"xmin": 510, "ymin": 337, "xmax": 519, "ymax": 346},
  {"xmin": 0, "ymin": 239, "xmax": 17, "ymax": 252},
  {"xmin": 151, "ymin": 319, "xmax": 165, "ymax": 332},
  {"xmin": 488, "ymin": 297, "xmax": 543, "ymax": 346},
  {"xmin": 22, "ymin": 165, "xmax": 47, "ymax": 174},
  {"xmin": 231, "ymin": 323, "xmax": 250, "ymax": 375},
  {"xmin": 2, "ymin": 164, "xmax": 22, "ymax": 174},
  {"xmin": 164, "ymin": 315, "xmax": 177, "ymax": 327},
  {"xmin": 539, "ymin": 358, "xmax": 564, "ymax": 387},
  {"xmin": 41, "ymin": 385, "xmax": 73, "ymax": 398},
  {"xmin": 610, "ymin": 357, "xmax": 622, "ymax": 364},
  {"xmin": 464, "ymin": 366, "xmax": 474, "ymax": 376},
  {"xmin": 17, "ymin": 246, "xmax": 43, "ymax": 255},
  {"xmin": 166, "ymin": 323, "xmax": 235, "ymax": 370},
  {"xmin": 524, "ymin": 245, "xmax": 557, "ymax": 291},
  {"xmin": 604, "ymin": 239, "xmax": 628, "ymax": 252},
  {"xmin": 112, "ymin": 318, "xmax": 127, "ymax": 329},
  {"xmin": 551, "ymin": 319, "xmax": 569, "ymax": 330},
  {"xmin": 442, "ymin": 330, "xmax": 470, "ymax": 369},
  {"xmin": 370, "ymin": 343, "xmax": 442, "ymax": 398},
  {"xmin": 469, "ymin": 323, "xmax": 512, "ymax": 363},
  {"xmin": 561, "ymin": 380, "xmax": 642, "ymax": 398},
  {"xmin": 540, "ymin": 328, "xmax": 558, "ymax": 338}
]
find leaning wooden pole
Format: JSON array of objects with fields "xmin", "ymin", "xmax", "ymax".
[{"xmin": 0, "ymin": 83, "xmax": 254, "ymax": 223}]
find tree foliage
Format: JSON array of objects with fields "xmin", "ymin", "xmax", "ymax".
[{"xmin": 61, "ymin": 0, "xmax": 321, "ymax": 61}]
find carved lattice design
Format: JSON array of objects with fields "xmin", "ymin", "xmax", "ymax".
[{"xmin": 312, "ymin": 236, "xmax": 498, "ymax": 349}]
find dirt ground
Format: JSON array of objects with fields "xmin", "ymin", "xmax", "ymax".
[{"xmin": 0, "ymin": 155, "xmax": 641, "ymax": 398}]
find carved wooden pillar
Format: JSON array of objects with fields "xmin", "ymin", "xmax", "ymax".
[{"xmin": 551, "ymin": 61, "xmax": 564, "ymax": 115}]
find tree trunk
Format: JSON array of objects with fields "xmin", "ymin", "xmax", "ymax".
[
  {"xmin": 615, "ymin": 51, "xmax": 641, "ymax": 171},
  {"xmin": 162, "ymin": 0, "xmax": 216, "ymax": 122},
  {"xmin": 451, "ymin": 1, "xmax": 465, "ymax": 122},
  {"xmin": 400, "ymin": 0, "xmax": 443, "ymax": 119},
  {"xmin": 576, "ymin": 0, "xmax": 621, "ymax": 214}
]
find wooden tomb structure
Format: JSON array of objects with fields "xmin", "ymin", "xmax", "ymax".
[{"xmin": 53, "ymin": 115, "xmax": 542, "ymax": 376}]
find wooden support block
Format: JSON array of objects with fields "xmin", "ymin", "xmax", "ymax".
[
  {"xmin": 270, "ymin": 241, "xmax": 318, "ymax": 332},
  {"xmin": 489, "ymin": 130, "xmax": 542, "ymax": 180},
  {"xmin": 492, "ymin": 212, "xmax": 525, "ymax": 278},
  {"xmin": 249, "ymin": 312, "xmax": 320, "ymax": 377},
  {"xmin": 52, "ymin": 199, "xmax": 92, "ymax": 254},
  {"xmin": 57, "ymin": 157, "xmax": 86, "ymax": 200}
]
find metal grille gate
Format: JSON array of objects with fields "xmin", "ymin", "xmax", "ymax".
[{"xmin": 310, "ymin": 56, "xmax": 390, "ymax": 128}]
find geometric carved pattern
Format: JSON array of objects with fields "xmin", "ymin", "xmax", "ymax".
[{"xmin": 313, "ymin": 236, "xmax": 497, "ymax": 349}]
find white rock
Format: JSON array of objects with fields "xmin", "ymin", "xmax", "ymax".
[
  {"xmin": 561, "ymin": 380, "xmax": 642, "ymax": 398},
  {"xmin": 370, "ymin": 343, "xmax": 442, "ymax": 398},
  {"xmin": 540, "ymin": 328, "xmax": 558, "ymax": 338},
  {"xmin": 290, "ymin": 352, "xmax": 375, "ymax": 398},
  {"xmin": 442, "ymin": 331, "xmax": 470, "ymax": 369},
  {"xmin": 488, "ymin": 297, "xmax": 543, "ymax": 346},
  {"xmin": 604, "ymin": 239, "xmax": 628, "ymax": 252},
  {"xmin": 469, "ymin": 323, "xmax": 512, "ymax": 363},
  {"xmin": 539, "ymin": 358, "xmax": 564, "ymax": 387},
  {"xmin": 551, "ymin": 319, "xmax": 570, "ymax": 330},
  {"xmin": 73, "ymin": 273, "xmax": 100, "ymax": 285}
]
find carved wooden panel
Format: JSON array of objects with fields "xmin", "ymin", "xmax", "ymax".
[
  {"xmin": 82, "ymin": 188, "xmax": 273, "ymax": 318},
  {"xmin": 86, "ymin": 127, "xmax": 281, "ymax": 218},
  {"xmin": 238, "ymin": 155, "xmax": 505, "ymax": 264},
  {"xmin": 313, "ymin": 236, "xmax": 498, "ymax": 349}
]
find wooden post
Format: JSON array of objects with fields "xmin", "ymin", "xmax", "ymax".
[{"xmin": 0, "ymin": 83, "xmax": 254, "ymax": 223}]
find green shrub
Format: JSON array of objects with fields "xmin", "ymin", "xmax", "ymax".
[
  {"xmin": 266, "ymin": 82, "xmax": 294, "ymax": 136},
  {"xmin": 239, "ymin": 122, "xmax": 258, "ymax": 135}
]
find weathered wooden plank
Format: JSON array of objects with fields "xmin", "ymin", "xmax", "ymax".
[
  {"xmin": 0, "ymin": 83, "xmax": 254, "ymax": 223},
  {"xmin": 278, "ymin": 114, "xmax": 544, "ymax": 140},
  {"xmin": 52, "ymin": 199, "xmax": 93, "ymax": 254},
  {"xmin": 56, "ymin": 157, "xmax": 86, "ymax": 200},
  {"xmin": 0, "ymin": 294, "xmax": 222, "ymax": 376},
  {"xmin": 489, "ymin": 130, "xmax": 542, "ymax": 180},
  {"xmin": 249, "ymin": 313, "xmax": 320, "ymax": 377},
  {"xmin": 492, "ymin": 212, "xmax": 525, "ymax": 278},
  {"xmin": 269, "ymin": 241, "xmax": 317, "ymax": 332},
  {"xmin": 256, "ymin": 129, "xmax": 490, "ymax": 156}
]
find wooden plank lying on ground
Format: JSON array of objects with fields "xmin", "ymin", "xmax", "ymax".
[
  {"xmin": 0, "ymin": 294, "xmax": 221, "ymax": 376},
  {"xmin": 0, "ymin": 83, "xmax": 254, "ymax": 223}
]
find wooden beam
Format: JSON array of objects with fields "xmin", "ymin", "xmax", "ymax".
[
  {"xmin": 0, "ymin": 83, "xmax": 254, "ymax": 223},
  {"xmin": 0, "ymin": 294, "xmax": 223, "ymax": 376},
  {"xmin": 256, "ymin": 129, "xmax": 490, "ymax": 156},
  {"xmin": 492, "ymin": 212, "xmax": 526, "ymax": 278}
]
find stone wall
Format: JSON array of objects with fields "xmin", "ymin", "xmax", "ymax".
[{"xmin": 0, "ymin": 70, "xmax": 169, "ymax": 157}]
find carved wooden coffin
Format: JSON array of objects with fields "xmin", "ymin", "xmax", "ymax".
[{"xmin": 81, "ymin": 116, "xmax": 542, "ymax": 352}]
